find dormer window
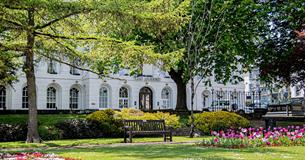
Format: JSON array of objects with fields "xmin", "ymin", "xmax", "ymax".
[
  {"xmin": 47, "ymin": 60, "xmax": 57, "ymax": 74},
  {"xmin": 70, "ymin": 67, "xmax": 80, "ymax": 75},
  {"xmin": 70, "ymin": 59, "xmax": 81, "ymax": 75}
]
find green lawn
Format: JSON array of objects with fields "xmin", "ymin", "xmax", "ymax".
[
  {"xmin": 4, "ymin": 144, "xmax": 305, "ymax": 160},
  {"xmin": 0, "ymin": 136, "xmax": 204, "ymax": 149},
  {"xmin": 55, "ymin": 145, "xmax": 305, "ymax": 160},
  {"xmin": 0, "ymin": 114, "xmax": 86, "ymax": 125},
  {"xmin": 2, "ymin": 137, "xmax": 305, "ymax": 159}
]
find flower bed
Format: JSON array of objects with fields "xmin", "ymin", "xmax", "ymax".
[
  {"xmin": 200, "ymin": 125, "xmax": 305, "ymax": 148},
  {"xmin": 0, "ymin": 152, "xmax": 77, "ymax": 160}
]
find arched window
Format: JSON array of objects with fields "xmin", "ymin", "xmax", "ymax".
[
  {"xmin": 161, "ymin": 88, "xmax": 171, "ymax": 109},
  {"xmin": 22, "ymin": 86, "xmax": 28, "ymax": 108},
  {"xmin": 119, "ymin": 87, "xmax": 129, "ymax": 108},
  {"xmin": 0, "ymin": 86, "xmax": 6, "ymax": 109},
  {"xmin": 99, "ymin": 87, "xmax": 108, "ymax": 108},
  {"xmin": 70, "ymin": 88, "xmax": 79, "ymax": 109},
  {"xmin": 47, "ymin": 87, "xmax": 56, "ymax": 108}
]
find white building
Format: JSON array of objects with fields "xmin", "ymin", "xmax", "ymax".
[
  {"xmin": 244, "ymin": 68, "xmax": 304, "ymax": 105},
  {"xmin": 0, "ymin": 60, "xmax": 246, "ymax": 111}
]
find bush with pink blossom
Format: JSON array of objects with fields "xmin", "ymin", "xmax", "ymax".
[{"xmin": 200, "ymin": 125, "xmax": 305, "ymax": 148}]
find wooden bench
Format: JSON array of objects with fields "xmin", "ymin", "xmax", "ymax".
[
  {"xmin": 123, "ymin": 120, "xmax": 172, "ymax": 143},
  {"xmin": 263, "ymin": 103, "xmax": 305, "ymax": 128}
]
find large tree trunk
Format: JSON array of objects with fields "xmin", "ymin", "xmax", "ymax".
[
  {"xmin": 24, "ymin": 8, "xmax": 41, "ymax": 143},
  {"xmin": 169, "ymin": 69, "xmax": 188, "ymax": 111}
]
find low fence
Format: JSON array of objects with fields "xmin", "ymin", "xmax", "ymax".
[{"xmin": 200, "ymin": 91, "xmax": 266, "ymax": 113}]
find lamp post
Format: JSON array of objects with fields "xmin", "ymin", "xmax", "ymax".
[{"xmin": 203, "ymin": 89, "xmax": 210, "ymax": 109}]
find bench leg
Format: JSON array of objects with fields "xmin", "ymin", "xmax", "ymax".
[
  {"xmin": 265, "ymin": 119, "xmax": 276, "ymax": 128},
  {"xmin": 124, "ymin": 132, "xmax": 127, "ymax": 143},
  {"xmin": 129, "ymin": 132, "xmax": 132, "ymax": 143},
  {"xmin": 163, "ymin": 133, "xmax": 166, "ymax": 142},
  {"xmin": 169, "ymin": 132, "xmax": 172, "ymax": 142}
]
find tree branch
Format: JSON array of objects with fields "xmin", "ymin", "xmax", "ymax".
[
  {"xmin": 34, "ymin": 31, "xmax": 98, "ymax": 40},
  {"xmin": 2, "ymin": 5, "xmax": 28, "ymax": 10},
  {"xmin": 35, "ymin": 31, "xmax": 124, "ymax": 44},
  {"xmin": 35, "ymin": 11, "xmax": 86, "ymax": 30},
  {"xmin": 0, "ymin": 43, "xmax": 27, "ymax": 52},
  {"xmin": 38, "ymin": 52, "xmax": 124, "ymax": 81},
  {"xmin": 0, "ymin": 18, "xmax": 24, "ymax": 28}
]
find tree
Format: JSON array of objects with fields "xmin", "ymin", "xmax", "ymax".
[
  {"xmin": 257, "ymin": 1, "xmax": 305, "ymax": 87},
  {"xmin": 122, "ymin": 0, "xmax": 265, "ymax": 112},
  {"xmin": 0, "ymin": 0, "xmax": 187, "ymax": 143},
  {"xmin": 183, "ymin": 0, "xmax": 262, "ymax": 137}
]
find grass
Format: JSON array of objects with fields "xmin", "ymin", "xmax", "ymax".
[
  {"xmin": 4, "ymin": 143, "xmax": 305, "ymax": 160},
  {"xmin": 0, "ymin": 114, "xmax": 86, "ymax": 125},
  {"xmin": 0, "ymin": 136, "xmax": 204, "ymax": 149},
  {"xmin": 2, "ymin": 136, "xmax": 305, "ymax": 159}
]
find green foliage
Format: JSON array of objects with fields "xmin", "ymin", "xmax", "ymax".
[
  {"xmin": 0, "ymin": 0, "xmax": 188, "ymax": 76},
  {"xmin": 55, "ymin": 119, "xmax": 105, "ymax": 139},
  {"xmin": 0, "ymin": 114, "xmax": 85, "ymax": 125},
  {"xmin": 0, "ymin": 123, "xmax": 27, "ymax": 142},
  {"xmin": 86, "ymin": 109, "xmax": 116, "ymax": 124},
  {"xmin": 115, "ymin": 108, "xmax": 181, "ymax": 128},
  {"xmin": 255, "ymin": 0, "xmax": 305, "ymax": 86},
  {"xmin": 0, "ymin": 52, "xmax": 20, "ymax": 85},
  {"xmin": 38, "ymin": 126, "xmax": 60, "ymax": 140},
  {"xmin": 0, "ymin": 114, "xmax": 85, "ymax": 141},
  {"xmin": 86, "ymin": 109, "xmax": 123, "ymax": 137},
  {"xmin": 183, "ymin": 0, "xmax": 263, "ymax": 84},
  {"xmin": 192, "ymin": 111, "xmax": 250, "ymax": 134}
]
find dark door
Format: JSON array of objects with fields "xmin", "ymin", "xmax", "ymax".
[{"xmin": 139, "ymin": 87, "xmax": 153, "ymax": 110}]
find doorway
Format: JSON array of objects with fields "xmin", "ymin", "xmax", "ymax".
[{"xmin": 139, "ymin": 87, "xmax": 153, "ymax": 110}]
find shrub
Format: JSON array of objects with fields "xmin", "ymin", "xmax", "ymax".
[
  {"xmin": 0, "ymin": 123, "xmax": 27, "ymax": 142},
  {"xmin": 192, "ymin": 111, "xmax": 250, "ymax": 134},
  {"xmin": 115, "ymin": 108, "xmax": 181, "ymax": 128},
  {"xmin": 55, "ymin": 119, "xmax": 104, "ymax": 139},
  {"xmin": 39, "ymin": 126, "xmax": 61, "ymax": 140},
  {"xmin": 116, "ymin": 108, "xmax": 145, "ymax": 118},
  {"xmin": 86, "ymin": 109, "xmax": 123, "ymax": 137}
]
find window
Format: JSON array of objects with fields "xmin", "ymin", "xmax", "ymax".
[
  {"xmin": 47, "ymin": 87, "xmax": 56, "ymax": 109},
  {"xmin": 70, "ymin": 59, "xmax": 80, "ymax": 75},
  {"xmin": 249, "ymin": 84, "xmax": 254, "ymax": 90},
  {"xmin": 99, "ymin": 87, "xmax": 108, "ymax": 108},
  {"xmin": 47, "ymin": 60, "xmax": 57, "ymax": 74},
  {"xmin": 70, "ymin": 88, "xmax": 79, "ymax": 109},
  {"xmin": 22, "ymin": 86, "xmax": 28, "ymax": 108},
  {"xmin": 161, "ymin": 88, "xmax": 171, "ymax": 109},
  {"xmin": 0, "ymin": 86, "xmax": 6, "ymax": 109},
  {"xmin": 119, "ymin": 87, "xmax": 129, "ymax": 108}
]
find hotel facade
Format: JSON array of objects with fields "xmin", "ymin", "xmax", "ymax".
[{"xmin": 0, "ymin": 60, "xmax": 247, "ymax": 111}]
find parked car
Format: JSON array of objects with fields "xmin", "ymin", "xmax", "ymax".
[{"xmin": 248, "ymin": 101, "xmax": 268, "ymax": 109}]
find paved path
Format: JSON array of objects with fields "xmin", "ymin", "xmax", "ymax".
[{"xmin": 1, "ymin": 140, "xmax": 201, "ymax": 152}]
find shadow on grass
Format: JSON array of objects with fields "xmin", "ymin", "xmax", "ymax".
[{"xmin": 44, "ymin": 143, "xmax": 61, "ymax": 147}]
